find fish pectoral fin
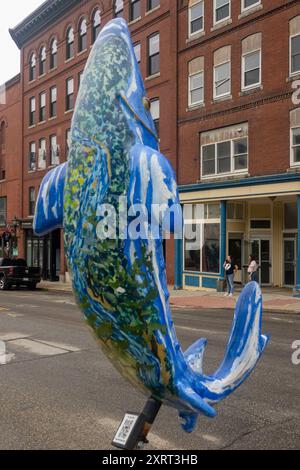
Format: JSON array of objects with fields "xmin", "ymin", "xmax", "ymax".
[
  {"xmin": 177, "ymin": 380, "xmax": 217, "ymax": 418},
  {"xmin": 184, "ymin": 338, "xmax": 207, "ymax": 375},
  {"xmin": 33, "ymin": 162, "xmax": 68, "ymax": 236}
]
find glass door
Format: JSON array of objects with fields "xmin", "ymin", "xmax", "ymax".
[
  {"xmin": 251, "ymin": 239, "xmax": 271, "ymax": 285},
  {"xmin": 283, "ymin": 239, "xmax": 296, "ymax": 287}
]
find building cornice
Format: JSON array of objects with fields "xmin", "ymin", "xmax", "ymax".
[{"xmin": 9, "ymin": 0, "xmax": 83, "ymax": 49}]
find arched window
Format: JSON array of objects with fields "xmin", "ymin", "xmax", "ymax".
[
  {"xmin": 50, "ymin": 38, "xmax": 58, "ymax": 69},
  {"xmin": 39, "ymin": 46, "xmax": 46, "ymax": 76},
  {"xmin": 29, "ymin": 53, "xmax": 36, "ymax": 81},
  {"xmin": 92, "ymin": 10, "xmax": 101, "ymax": 44},
  {"xmin": 114, "ymin": 0, "xmax": 124, "ymax": 18},
  {"xmin": 78, "ymin": 18, "xmax": 87, "ymax": 52},
  {"xmin": 66, "ymin": 27, "xmax": 74, "ymax": 60}
]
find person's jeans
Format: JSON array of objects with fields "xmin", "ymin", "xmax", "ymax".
[{"xmin": 226, "ymin": 274, "xmax": 234, "ymax": 295}]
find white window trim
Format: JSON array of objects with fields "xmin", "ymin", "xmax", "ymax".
[
  {"xmin": 241, "ymin": 48, "xmax": 261, "ymax": 91},
  {"xmin": 188, "ymin": 70, "xmax": 204, "ymax": 107},
  {"xmin": 213, "ymin": 0, "xmax": 231, "ymax": 26},
  {"xmin": 213, "ymin": 59, "xmax": 231, "ymax": 100},
  {"xmin": 188, "ymin": 0, "xmax": 204, "ymax": 38},
  {"xmin": 201, "ymin": 136, "xmax": 249, "ymax": 180},
  {"xmin": 241, "ymin": 0, "xmax": 261, "ymax": 13},
  {"xmin": 290, "ymin": 33, "xmax": 300, "ymax": 77},
  {"xmin": 290, "ymin": 126, "xmax": 300, "ymax": 167}
]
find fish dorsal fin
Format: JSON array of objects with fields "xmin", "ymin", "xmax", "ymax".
[{"xmin": 33, "ymin": 162, "xmax": 68, "ymax": 236}]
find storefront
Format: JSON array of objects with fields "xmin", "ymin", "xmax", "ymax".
[
  {"xmin": 23, "ymin": 222, "xmax": 62, "ymax": 281},
  {"xmin": 175, "ymin": 173, "xmax": 300, "ymax": 296}
]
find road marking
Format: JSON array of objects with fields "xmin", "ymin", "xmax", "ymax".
[
  {"xmin": 0, "ymin": 333, "xmax": 30, "ymax": 341},
  {"xmin": 176, "ymin": 325, "xmax": 223, "ymax": 336},
  {"xmin": 271, "ymin": 317, "xmax": 295, "ymax": 324},
  {"xmin": 9, "ymin": 339, "xmax": 69, "ymax": 356},
  {"xmin": 33, "ymin": 339, "xmax": 81, "ymax": 352}
]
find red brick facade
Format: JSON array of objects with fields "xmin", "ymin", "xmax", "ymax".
[
  {"xmin": 2, "ymin": 0, "xmax": 300, "ymax": 284},
  {"xmin": 0, "ymin": 75, "xmax": 22, "ymax": 258}
]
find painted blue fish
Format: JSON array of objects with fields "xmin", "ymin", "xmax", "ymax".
[{"xmin": 34, "ymin": 19, "xmax": 269, "ymax": 433}]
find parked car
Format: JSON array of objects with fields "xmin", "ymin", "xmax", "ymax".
[{"xmin": 0, "ymin": 258, "xmax": 41, "ymax": 291}]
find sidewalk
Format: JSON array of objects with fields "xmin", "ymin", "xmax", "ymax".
[{"xmin": 38, "ymin": 281, "xmax": 300, "ymax": 314}]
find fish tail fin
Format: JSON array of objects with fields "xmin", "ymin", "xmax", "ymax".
[
  {"xmin": 204, "ymin": 282, "xmax": 269, "ymax": 400},
  {"xmin": 33, "ymin": 162, "xmax": 68, "ymax": 236}
]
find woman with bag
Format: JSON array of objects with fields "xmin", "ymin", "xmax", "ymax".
[{"xmin": 248, "ymin": 255, "xmax": 258, "ymax": 283}]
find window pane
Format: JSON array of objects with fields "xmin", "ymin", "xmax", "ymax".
[
  {"xmin": 191, "ymin": 73, "xmax": 203, "ymax": 89},
  {"xmin": 191, "ymin": 17, "xmax": 203, "ymax": 34},
  {"xmin": 217, "ymin": 141, "xmax": 230, "ymax": 173},
  {"xmin": 202, "ymin": 223, "xmax": 220, "ymax": 273},
  {"xmin": 134, "ymin": 43, "xmax": 141, "ymax": 63},
  {"xmin": 184, "ymin": 224, "xmax": 201, "ymax": 271},
  {"xmin": 215, "ymin": 0, "xmax": 230, "ymax": 22},
  {"xmin": 234, "ymin": 138, "xmax": 247, "ymax": 155},
  {"xmin": 207, "ymin": 204, "xmax": 220, "ymax": 219},
  {"xmin": 245, "ymin": 51, "xmax": 260, "ymax": 71},
  {"xmin": 191, "ymin": 2, "xmax": 203, "ymax": 20},
  {"xmin": 149, "ymin": 34, "xmax": 159, "ymax": 55},
  {"xmin": 150, "ymin": 99, "xmax": 160, "ymax": 120},
  {"xmin": 284, "ymin": 203, "xmax": 297, "ymax": 229},
  {"xmin": 245, "ymin": 68, "xmax": 260, "ymax": 87},
  {"xmin": 293, "ymin": 147, "xmax": 300, "ymax": 162},
  {"xmin": 234, "ymin": 154, "xmax": 248, "ymax": 170},
  {"xmin": 244, "ymin": 0, "xmax": 259, "ymax": 7},
  {"xmin": 191, "ymin": 88, "xmax": 203, "ymax": 104},
  {"xmin": 227, "ymin": 203, "xmax": 235, "ymax": 219},
  {"xmin": 149, "ymin": 54, "xmax": 160, "ymax": 75}
]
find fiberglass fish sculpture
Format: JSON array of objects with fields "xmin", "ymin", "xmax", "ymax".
[{"xmin": 33, "ymin": 18, "xmax": 269, "ymax": 433}]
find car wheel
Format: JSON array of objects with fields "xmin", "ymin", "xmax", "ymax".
[
  {"xmin": 29, "ymin": 283, "xmax": 37, "ymax": 290},
  {"xmin": 0, "ymin": 278, "xmax": 8, "ymax": 290}
]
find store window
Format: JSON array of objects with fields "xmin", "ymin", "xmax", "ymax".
[{"xmin": 184, "ymin": 203, "xmax": 220, "ymax": 274}]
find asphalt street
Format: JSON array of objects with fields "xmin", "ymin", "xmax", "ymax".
[{"xmin": 0, "ymin": 289, "xmax": 299, "ymax": 450}]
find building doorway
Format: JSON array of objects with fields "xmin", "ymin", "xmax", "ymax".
[
  {"xmin": 283, "ymin": 238, "xmax": 297, "ymax": 287},
  {"xmin": 229, "ymin": 234, "xmax": 243, "ymax": 283},
  {"xmin": 250, "ymin": 239, "xmax": 272, "ymax": 285}
]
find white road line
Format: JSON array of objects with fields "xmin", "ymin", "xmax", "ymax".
[
  {"xmin": 0, "ymin": 333, "xmax": 30, "ymax": 341},
  {"xmin": 8, "ymin": 339, "xmax": 69, "ymax": 356}
]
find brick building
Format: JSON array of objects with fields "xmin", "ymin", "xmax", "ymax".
[
  {"xmin": 175, "ymin": 0, "xmax": 300, "ymax": 295},
  {"xmin": 8, "ymin": 0, "xmax": 177, "ymax": 281},
  {"xmin": 0, "ymin": 74, "xmax": 22, "ymax": 259},
  {"xmin": 3, "ymin": 0, "xmax": 300, "ymax": 293}
]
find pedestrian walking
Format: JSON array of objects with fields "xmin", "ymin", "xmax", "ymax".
[
  {"xmin": 223, "ymin": 255, "xmax": 236, "ymax": 297},
  {"xmin": 248, "ymin": 255, "xmax": 258, "ymax": 283}
]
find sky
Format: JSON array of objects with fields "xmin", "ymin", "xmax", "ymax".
[{"xmin": 0, "ymin": 0, "xmax": 46, "ymax": 85}]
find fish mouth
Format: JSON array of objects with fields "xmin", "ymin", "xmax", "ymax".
[{"xmin": 118, "ymin": 93, "xmax": 159, "ymax": 142}]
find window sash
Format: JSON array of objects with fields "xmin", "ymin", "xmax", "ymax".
[
  {"xmin": 291, "ymin": 35, "xmax": 300, "ymax": 75},
  {"xmin": 130, "ymin": 0, "xmax": 141, "ymax": 21},
  {"xmin": 214, "ymin": 61, "xmax": 231, "ymax": 98},
  {"xmin": 189, "ymin": 71, "xmax": 204, "ymax": 106},
  {"xmin": 189, "ymin": 1, "xmax": 204, "ymax": 36},
  {"xmin": 242, "ymin": 50, "xmax": 261, "ymax": 89},
  {"xmin": 242, "ymin": 0, "xmax": 260, "ymax": 11},
  {"xmin": 202, "ymin": 138, "xmax": 248, "ymax": 177},
  {"xmin": 214, "ymin": 0, "xmax": 230, "ymax": 24},
  {"xmin": 291, "ymin": 127, "xmax": 300, "ymax": 164}
]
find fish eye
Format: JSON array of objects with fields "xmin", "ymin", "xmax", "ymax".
[{"xmin": 143, "ymin": 97, "xmax": 151, "ymax": 111}]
